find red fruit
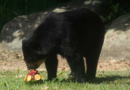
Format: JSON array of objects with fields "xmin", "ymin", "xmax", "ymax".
[
  {"xmin": 29, "ymin": 69, "xmax": 38, "ymax": 74},
  {"xmin": 24, "ymin": 69, "xmax": 43, "ymax": 82}
]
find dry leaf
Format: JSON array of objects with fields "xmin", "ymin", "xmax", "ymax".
[
  {"xmin": 3, "ymin": 63, "xmax": 6, "ymax": 65},
  {"xmin": 125, "ymin": 80, "xmax": 129, "ymax": 83},
  {"xmin": 41, "ymin": 86, "xmax": 49, "ymax": 90},
  {"xmin": 97, "ymin": 73, "xmax": 105, "ymax": 76},
  {"xmin": 115, "ymin": 80, "xmax": 117, "ymax": 83},
  {"xmin": 98, "ymin": 65, "xmax": 102, "ymax": 68},
  {"xmin": 15, "ymin": 75, "xmax": 24, "ymax": 78},
  {"xmin": 61, "ymin": 67, "xmax": 65, "ymax": 71}
]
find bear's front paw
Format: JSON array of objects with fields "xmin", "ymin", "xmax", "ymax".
[{"xmin": 75, "ymin": 77, "xmax": 86, "ymax": 83}]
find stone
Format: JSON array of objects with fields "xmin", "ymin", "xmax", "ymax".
[{"xmin": 100, "ymin": 15, "xmax": 130, "ymax": 60}]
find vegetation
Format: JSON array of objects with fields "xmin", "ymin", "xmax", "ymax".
[
  {"xmin": 0, "ymin": 0, "xmax": 67, "ymax": 33},
  {"xmin": 0, "ymin": 70, "xmax": 130, "ymax": 90},
  {"xmin": 103, "ymin": 0, "xmax": 130, "ymax": 24}
]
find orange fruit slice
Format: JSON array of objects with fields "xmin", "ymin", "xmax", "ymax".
[
  {"xmin": 24, "ymin": 75, "xmax": 27, "ymax": 81},
  {"xmin": 27, "ymin": 75, "xmax": 32, "ymax": 81},
  {"xmin": 34, "ymin": 74, "xmax": 40, "ymax": 80},
  {"xmin": 39, "ymin": 74, "xmax": 43, "ymax": 80}
]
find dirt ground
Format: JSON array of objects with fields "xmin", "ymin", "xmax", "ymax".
[{"xmin": 0, "ymin": 50, "xmax": 130, "ymax": 72}]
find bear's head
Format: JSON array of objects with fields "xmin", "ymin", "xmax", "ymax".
[{"xmin": 22, "ymin": 39, "xmax": 46, "ymax": 70}]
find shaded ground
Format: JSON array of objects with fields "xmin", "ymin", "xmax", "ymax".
[{"xmin": 0, "ymin": 50, "xmax": 130, "ymax": 71}]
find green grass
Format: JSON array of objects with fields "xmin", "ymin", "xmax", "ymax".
[{"xmin": 0, "ymin": 70, "xmax": 130, "ymax": 90}]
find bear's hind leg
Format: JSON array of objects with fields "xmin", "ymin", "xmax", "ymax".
[
  {"xmin": 85, "ymin": 37, "xmax": 104, "ymax": 81},
  {"xmin": 66, "ymin": 58, "xmax": 75, "ymax": 79},
  {"xmin": 67, "ymin": 54, "xmax": 85, "ymax": 82}
]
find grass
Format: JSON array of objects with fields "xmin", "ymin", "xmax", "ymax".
[{"xmin": 0, "ymin": 70, "xmax": 130, "ymax": 90}]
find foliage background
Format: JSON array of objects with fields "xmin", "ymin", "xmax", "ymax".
[
  {"xmin": 0, "ymin": 0, "xmax": 130, "ymax": 33},
  {"xmin": 0, "ymin": 0, "xmax": 70, "ymax": 33}
]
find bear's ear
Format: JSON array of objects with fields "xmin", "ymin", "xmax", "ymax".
[{"xmin": 22, "ymin": 39, "xmax": 27, "ymax": 44}]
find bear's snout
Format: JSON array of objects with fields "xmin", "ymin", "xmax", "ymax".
[
  {"xmin": 26, "ymin": 62, "xmax": 39, "ymax": 70},
  {"xmin": 25, "ymin": 60, "xmax": 44, "ymax": 70}
]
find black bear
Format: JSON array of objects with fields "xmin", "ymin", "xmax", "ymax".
[{"xmin": 22, "ymin": 8, "xmax": 105, "ymax": 82}]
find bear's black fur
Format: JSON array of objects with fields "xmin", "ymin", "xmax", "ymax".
[{"xmin": 22, "ymin": 8, "xmax": 105, "ymax": 82}]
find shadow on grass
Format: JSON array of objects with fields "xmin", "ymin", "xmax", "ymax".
[
  {"xmin": 24, "ymin": 80, "xmax": 44, "ymax": 85},
  {"xmin": 89, "ymin": 76, "xmax": 130, "ymax": 84},
  {"xmin": 59, "ymin": 75, "xmax": 130, "ymax": 84}
]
